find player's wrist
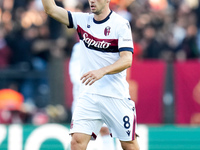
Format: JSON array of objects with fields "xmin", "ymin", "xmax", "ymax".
[{"xmin": 100, "ymin": 67, "xmax": 109, "ymax": 76}]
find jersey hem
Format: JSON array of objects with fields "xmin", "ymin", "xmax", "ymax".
[{"xmin": 80, "ymin": 92, "xmax": 130, "ymax": 100}]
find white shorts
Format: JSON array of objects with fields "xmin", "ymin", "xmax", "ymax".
[{"xmin": 70, "ymin": 93, "xmax": 137, "ymax": 141}]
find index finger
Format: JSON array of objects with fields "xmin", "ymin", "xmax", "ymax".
[{"xmin": 80, "ymin": 72, "xmax": 88, "ymax": 80}]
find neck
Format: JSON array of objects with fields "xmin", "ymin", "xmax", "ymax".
[{"xmin": 94, "ymin": 7, "xmax": 111, "ymax": 21}]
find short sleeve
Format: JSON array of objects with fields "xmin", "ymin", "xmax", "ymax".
[
  {"xmin": 118, "ymin": 21, "xmax": 134, "ymax": 53},
  {"xmin": 67, "ymin": 11, "xmax": 89, "ymax": 29},
  {"xmin": 67, "ymin": 11, "xmax": 73, "ymax": 28}
]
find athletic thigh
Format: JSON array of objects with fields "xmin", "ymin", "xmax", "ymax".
[
  {"xmin": 71, "ymin": 133, "xmax": 91, "ymax": 150},
  {"xmin": 120, "ymin": 138, "xmax": 140, "ymax": 150}
]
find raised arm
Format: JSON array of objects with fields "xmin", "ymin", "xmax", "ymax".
[{"xmin": 41, "ymin": 0, "xmax": 70, "ymax": 26}]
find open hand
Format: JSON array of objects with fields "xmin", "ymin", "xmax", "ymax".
[{"xmin": 80, "ymin": 69, "xmax": 105, "ymax": 86}]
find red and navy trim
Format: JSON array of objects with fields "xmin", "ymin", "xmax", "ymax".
[
  {"xmin": 132, "ymin": 115, "xmax": 136, "ymax": 140},
  {"xmin": 77, "ymin": 25, "xmax": 119, "ymax": 53},
  {"xmin": 91, "ymin": 132, "xmax": 97, "ymax": 140}
]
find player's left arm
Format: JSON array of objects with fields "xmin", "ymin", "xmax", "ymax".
[
  {"xmin": 102, "ymin": 50, "xmax": 132, "ymax": 74},
  {"xmin": 81, "ymin": 50, "xmax": 132, "ymax": 85}
]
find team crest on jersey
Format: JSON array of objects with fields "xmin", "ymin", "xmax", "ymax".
[{"xmin": 104, "ymin": 26, "xmax": 111, "ymax": 36}]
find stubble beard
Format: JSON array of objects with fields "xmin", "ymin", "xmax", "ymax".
[{"xmin": 91, "ymin": 9, "xmax": 101, "ymax": 15}]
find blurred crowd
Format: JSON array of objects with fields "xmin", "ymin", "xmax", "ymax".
[
  {"xmin": 128, "ymin": 0, "xmax": 200, "ymax": 61},
  {"xmin": 0, "ymin": 0, "xmax": 200, "ymax": 124}
]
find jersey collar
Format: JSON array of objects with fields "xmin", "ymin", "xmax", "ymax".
[{"xmin": 93, "ymin": 10, "xmax": 113, "ymax": 24}]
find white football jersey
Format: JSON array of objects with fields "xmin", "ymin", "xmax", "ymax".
[{"xmin": 68, "ymin": 10, "xmax": 134, "ymax": 99}]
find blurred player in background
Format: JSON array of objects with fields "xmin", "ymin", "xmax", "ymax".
[
  {"xmin": 41, "ymin": 0, "xmax": 139, "ymax": 149},
  {"xmin": 69, "ymin": 43, "xmax": 81, "ymax": 114}
]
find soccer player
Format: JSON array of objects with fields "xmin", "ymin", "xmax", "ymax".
[{"xmin": 41, "ymin": 0, "xmax": 140, "ymax": 150}]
